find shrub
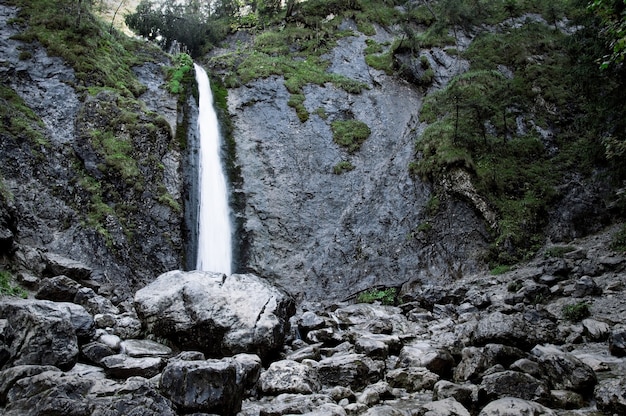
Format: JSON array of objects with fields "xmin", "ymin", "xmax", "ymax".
[
  {"xmin": 562, "ymin": 302, "xmax": 591, "ymax": 322},
  {"xmin": 0, "ymin": 271, "xmax": 27, "ymax": 298},
  {"xmin": 333, "ymin": 160, "xmax": 355, "ymax": 174},
  {"xmin": 331, "ymin": 120, "xmax": 371, "ymax": 153},
  {"xmin": 357, "ymin": 287, "xmax": 396, "ymax": 305},
  {"xmin": 611, "ymin": 224, "xmax": 626, "ymax": 252}
]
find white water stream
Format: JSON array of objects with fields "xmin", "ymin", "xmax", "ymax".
[{"xmin": 194, "ymin": 63, "xmax": 232, "ymax": 274}]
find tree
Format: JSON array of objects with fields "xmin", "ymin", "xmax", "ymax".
[
  {"xmin": 589, "ymin": 0, "xmax": 626, "ymax": 68},
  {"xmin": 125, "ymin": 0, "xmax": 230, "ymax": 57}
]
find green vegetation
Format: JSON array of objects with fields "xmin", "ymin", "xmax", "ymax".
[
  {"xmin": 0, "ymin": 84, "xmax": 48, "ymax": 148},
  {"xmin": 333, "ymin": 160, "xmax": 355, "ymax": 174},
  {"xmin": 167, "ymin": 53, "xmax": 194, "ymax": 95},
  {"xmin": 357, "ymin": 287, "xmax": 397, "ymax": 305},
  {"xmin": 562, "ymin": 301, "xmax": 591, "ymax": 322},
  {"xmin": 9, "ymin": 0, "xmax": 150, "ymax": 98},
  {"xmin": 90, "ymin": 130, "xmax": 140, "ymax": 182},
  {"xmin": 409, "ymin": 1, "xmax": 624, "ymax": 265},
  {"xmin": 331, "ymin": 120, "xmax": 372, "ymax": 153},
  {"xmin": 491, "ymin": 264, "xmax": 512, "ymax": 275},
  {"xmin": 0, "ymin": 270, "xmax": 27, "ymax": 298},
  {"xmin": 611, "ymin": 224, "xmax": 626, "ymax": 252}
]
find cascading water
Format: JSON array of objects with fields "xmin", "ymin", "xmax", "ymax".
[{"xmin": 194, "ymin": 63, "xmax": 232, "ymax": 275}]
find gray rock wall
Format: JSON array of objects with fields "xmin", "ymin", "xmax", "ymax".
[{"xmin": 225, "ymin": 28, "xmax": 489, "ymax": 301}]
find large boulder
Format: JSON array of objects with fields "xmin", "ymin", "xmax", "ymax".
[
  {"xmin": 471, "ymin": 311, "xmax": 561, "ymax": 350},
  {"xmin": 530, "ymin": 345, "xmax": 597, "ymax": 395},
  {"xmin": 159, "ymin": 358, "xmax": 243, "ymax": 415},
  {"xmin": 0, "ymin": 299, "xmax": 93, "ymax": 370},
  {"xmin": 134, "ymin": 270, "xmax": 295, "ymax": 359}
]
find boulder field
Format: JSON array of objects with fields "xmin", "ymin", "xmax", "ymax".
[{"xmin": 1, "ymin": 227, "xmax": 626, "ymax": 415}]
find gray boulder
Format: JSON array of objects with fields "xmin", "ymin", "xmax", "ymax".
[
  {"xmin": 386, "ymin": 367, "xmax": 440, "ymax": 392},
  {"xmin": 471, "ymin": 311, "xmax": 561, "ymax": 350},
  {"xmin": 316, "ymin": 353, "xmax": 383, "ymax": 390},
  {"xmin": 478, "ymin": 397, "xmax": 556, "ymax": 416},
  {"xmin": 396, "ymin": 341, "xmax": 455, "ymax": 378},
  {"xmin": 420, "ymin": 397, "xmax": 471, "ymax": 416},
  {"xmin": 120, "ymin": 339, "xmax": 173, "ymax": 358},
  {"xmin": 478, "ymin": 371, "xmax": 550, "ymax": 404},
  {"xmin": 134, "ymin": 270, "xmax": 295, "ymax": 359},
  {"xmin": 257, "ymin": 393, "xmax": 335, "ymax": 415},
  {"xmin": 530, "ymin": 344, "xmax": 597, "ymax": 394},
  {"xmin": 609, "ymin": 329, "xmax": 626, "ymax": 357},
  {"xmin": 0, "ymin": 299, "xmax": 93, "ymax": 370},
  {"xmin": 35, "ymin": 275, "xmax": 81, "ymax": 302},
  {"xmin": 43, "ymin": 252, "xmax": 92, "ymax": 281},
  {"xmin": 159, "ymin": 358, "xmax": 243, "ymax": 414},
  {"xmin": 259, "ymin": 359, "xmax": 321, "ymax": 395},
  {"xmin": 433, "ymin": 380, "xmax": 474, "ymax": 408},
  {"xmin": 594, "ymin": 376, "xmax": 626, "ymax": 414},
  {"xmin": 3, "ymin": 368, "xmax": 174, "ymax": 416},
  {"xmin": 100, "ymin": 354, "xmax": 164, "ymax": 379},
  {"xmin": 0, "ymin": 365, "xmax": 60, "ymax": 405}
]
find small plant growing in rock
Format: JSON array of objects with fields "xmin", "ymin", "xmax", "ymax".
[
  {"xmin": 0, "ymin": 271, "xmax": 27, "ymax": 298},
  {"xmin": 562, "ymin": 302, "xmax": 591, "ymax": 322},
  {"xmin": 507, "ymin": 279, "xmax": 523, "ymax": 292},
  {"xmin": 491, "ymin": 264, "xmax": 511, "ymax": 275},
  {"xmin": 333, "ymin": 160, "xmax": 355, "ymax": 174},
  {"xmin": 331, "ymin": 120, "xmax": 371, "ymax": 153},
  {"xmin": 357, "ymin": 287, "xmax": 396, "ymax": 305}
]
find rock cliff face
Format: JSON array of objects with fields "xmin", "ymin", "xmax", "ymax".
[
  {"xmin": 0, "ymin": 4, "xmax": 187, "ymax": 299},
  {"xmin": 219, "ymin": 24, "xmax": 490, "ymax": 301}
]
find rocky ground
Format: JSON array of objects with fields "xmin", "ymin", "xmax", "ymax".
[{"xmin": 1, "ymin": 225, "xmax": 626, "ymax": 415}]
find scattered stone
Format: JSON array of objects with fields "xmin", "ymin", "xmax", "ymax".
[
  {"xmin": 421, "ymin": 397, "xmax": 471, "ymax": 416},
  {"xmin": 259, "ymin": 359, "xmax": 321, "ymax": 395},
  {"xmin": 478, "ymin": 397, "xmax": 556, "ymax": 416},
  {"xmin": 316, "ymin": 353, "xmax": 383, "ymax": 390},
  {"xmin": 594, "ymin": 376, "xmax": 626, "ymax": 414},
  {"xmin": 478, "ymin": 371, "xmax": 550, "ymax": 404},
  {"xmin": 43, "ymin": 252, "xmax": 92, "ymax": 281},
  {"xmin": 35, "ymin": 275, "xmax": 81, "ymax": 302},
  {"xmin": 530, "ymin": 344, "xmax": 597, "ymax": 394},
  {"xmin": 581, "ymin": 318, "xmax": 611, "ymax": 341},
  {"xmin": 82, "ymin": 342, "xmax": 116, "ymax": 364},
  {"xmin": 120, "ymin": 339, "xmax": 173, "ymax": 358},
  {"xmin": 609, "ymin": 329, "xmax": 626, "ymax": 357},
  {"xmin": 572, "ymin": 276, "xmax": 602, "ymax": 297},
  {"xmin": 433, "ymin": 380, "xmax": 474, "ymax": 408},
  {"xmin": 396, "ymin": 341, "xmax": 455, "ymax": 377},
  {"xmin": 100, "ymin": 354, "xmax": 164, "ymax": 379},
  {"xmin": 386, "ymin": 367, "xmax": 440, "ymax": 392}
]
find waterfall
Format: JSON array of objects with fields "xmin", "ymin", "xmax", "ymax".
[{"xmin": 194, "ymin": 63, "xmax": 232, "ymax": 275}]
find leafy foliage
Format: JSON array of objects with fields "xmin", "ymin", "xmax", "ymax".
[
  {"xmin": 125, "ymin": 0, "xmax": 230, "ymax": 57},
  {"xmin": 167, "ymin": 53, "xmax": 195, "ymax": 95},
  {"xmin": 333, "ymin": 160, "xmax": 355, "ymax": 174},
  {"xmin": 356, "ymin": 287, "xmax": 397, "ymax": 305},
  {"xmin": 562, "ymin": 302, "xmax": 591, "ymax": 322},
  {"xmin": 0, "ymin": 271, "xmax": 27, "ymax": 298},
  {"xmin": 9, "ymin": 0, "xmax": 149, "ymax": 98},
  {"xmin": 331, "ymin": 120, "xmax": 372, "ymax": 153}
]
